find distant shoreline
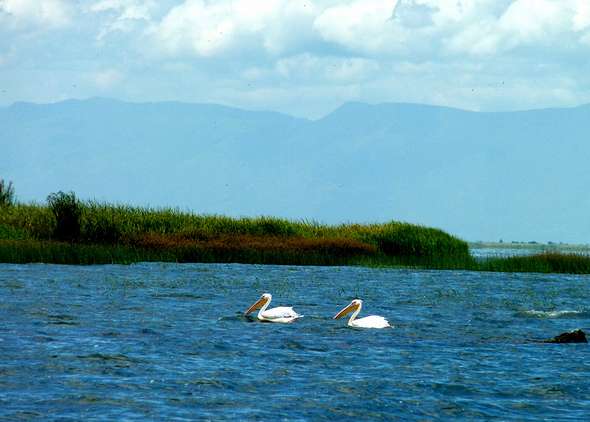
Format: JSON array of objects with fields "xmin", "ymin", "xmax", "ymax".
[{"xmin": 470, "ymin": 241, "xmax": 590, "ymax": 250}]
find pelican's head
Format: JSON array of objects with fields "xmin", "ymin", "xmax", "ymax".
[
  {"xmin": 333, "ymin": 299, "xmax": 362, "ymax": 319},
  {"xmin": 244, "ymin": 293, "xmax": 272, "ymax": 315}
]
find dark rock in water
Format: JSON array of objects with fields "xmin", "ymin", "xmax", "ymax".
[{"xmin": 544, "ymin": 329, "xmax": 587, "ymax": 343}]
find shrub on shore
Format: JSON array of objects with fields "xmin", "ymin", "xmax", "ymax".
[
  {"xmin": 47, "ymin": 191, "xmax": 82, "ymax": 241},
  {"xmin": 0, "ymin": 180, "xmax": 15, "ymax": 207}
]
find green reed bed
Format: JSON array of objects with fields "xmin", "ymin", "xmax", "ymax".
[
  {"xmin": 0, "ymin": 200, "xmax": 472, "ymax": 267},
  {"xmin": 3, "ymin": 200, "xmax": 589, "ymax": 273},
  {"xmin": 0, "ymin": 240, "xmax": 160, "ymax": 265},
  {"xmin": 479, "ymin": 253, "xmax": 590, "ymax": 274}
]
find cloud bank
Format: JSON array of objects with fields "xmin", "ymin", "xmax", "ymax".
[{"xmin": 1, "ymin": 0, "xmax": 589, "ymax": 117}]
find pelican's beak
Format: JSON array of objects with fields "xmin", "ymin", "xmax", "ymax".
[
  {"xmin": 245, "ymin": 297, "xmax": 267, "ymax": 315},
  {"xmin": 333, "ymin": 302, "xmax": 358, "ymax": 319}
]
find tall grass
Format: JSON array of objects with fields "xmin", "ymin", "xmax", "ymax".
[
  {"xmin": 479, "ymin": 253, "xmax": 590, "ymax": 274},
  {"xmin": 0, "ymin": 200, "xmax": 472, "ymax": 267},
  {"xmin": 0, "ymin": 203, "xmax": 54, "ymax": 239},
  {"xmin": 47, "ymin": 191, "xmax": 82, "ymax": 241},
  {"xmin": 1, "ymin": 199, "xmax": 589, "ymax": 273},
  {"xmin": 0, "ymin": 240, "xmax": 164, "ymax": 265},
  {"xmin": 0, "ymin": 179, "xmax": 15, "ymax": 207}
]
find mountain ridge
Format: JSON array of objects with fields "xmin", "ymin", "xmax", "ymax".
[
  {"xmin": 5, "ymin": 97, "xmax": 590, "ymax": 120},
  {"xmin": 1, "ymin": 98, "xmax": 588, "ymax": 243}
]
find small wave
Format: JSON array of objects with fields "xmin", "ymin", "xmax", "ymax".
[
  {"xmin": 217, "ymin": 314, "xmax": 250, "ymax": 322},
  {"xmin": 151, "ymin": 292, "xmax": 204, "ymax": 300},
  {"xmin": 78, "ymin": 353, "xmax": 130, "ymax": 361},
  {"xmin": 77, "ymin": 353, "xmax": 142, "ymax": 365},
  {"xmin": 47, "ymin": 314, "xmax": 79, "ymax": 326},
  {"xmin": 518, "ymin": 309, "xmax": 589, "ymax": 319}
]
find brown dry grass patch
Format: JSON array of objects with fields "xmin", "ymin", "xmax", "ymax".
[{"xmin": 132, "ymin": 233, "xmax": 376, "ymax": 257}]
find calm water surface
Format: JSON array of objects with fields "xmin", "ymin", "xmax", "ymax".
[{"xmin": 1, "ymin": 263, "xmax": 589, "ymax": 421}]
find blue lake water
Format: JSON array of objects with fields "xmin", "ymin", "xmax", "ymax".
[{"xmin": 1, "ymin": 263, "xmax": 589, "ymax": 420}]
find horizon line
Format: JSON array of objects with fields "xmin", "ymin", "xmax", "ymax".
[{"xmin": 2, "ymin": 96, "xmax": 588, "ymax": 121}]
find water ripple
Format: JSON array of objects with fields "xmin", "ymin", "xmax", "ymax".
[
  {"xmin": 517, "ymin": 309, "xmax": 590, "ymax": 319},
  {"xmin": 1, "ymin": 263, "xmax": 589, "ymax": 420}
]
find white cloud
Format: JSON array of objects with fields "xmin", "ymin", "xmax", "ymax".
[
  {"xmin": 144, "ymin": 0, "xmax": 590, "ymax": 60},
  {"xmin": 446, "ymin": 0, "xmax": 590, "ymax": 56},
  {"xmin": 89, "ymin": 0, "xmax": 156, "ymax": 40},
  {"xmin": 91, "ymin": 0, "xmax": 153, "ymax": 20},
  {"xmin": 498, "ymin": 0, "xmax": 566, "ymax": 43},
  {"xmin": 422, "ymin": 0, "xmax": 504, "ymax": 26},
  {"xmin": 275, "ymin": 53, "xmax": 379, "ymax": 82},
  {"xmin": 0, "ymin": 0, "xmax": 71, "ymax": 29},
  {"xmin": 313, "ymin": 0, "xmax": 399, "ymax": 53},
  {"xmin": 92, "ymin": 69, "xmax": 124, "ymax": 89},
  {"xmin": 150, "ymin": 0, "xmax": 317, "ymax": 57},
  {"xmin": 3, "ymin": 1, "xmax": 590, "ymax": 117},
  {"xmin": 572, "ymin": 0, "xmax": 590, "ymax": 31}
]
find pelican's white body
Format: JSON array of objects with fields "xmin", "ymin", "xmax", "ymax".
[
  {"xmin": 334, "ymin": 299, "xmax": 391, "ymax": 329},
  {"xmin": 245, "ymin": 293, "xmax": 302, "ymax": 323},
  {"xmin": 348, "ymin": 314, "xmax": 390, "ymax": 329}
]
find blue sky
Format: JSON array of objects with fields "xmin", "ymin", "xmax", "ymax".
[{"xmin": 1, "ymin": 0, "xmax": 590, "ymax": 118}]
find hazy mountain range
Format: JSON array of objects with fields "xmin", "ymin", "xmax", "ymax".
[{"xmin": 1, "ymin": 98, "xmax": 588, "ymax": 243}]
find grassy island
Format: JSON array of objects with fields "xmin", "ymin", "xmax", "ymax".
[
  {"xmin": 0, "ymin": 194, "xmax": 471, "ymax": 267},
  {"xmin": 1, "ymin": 191, "xmax": 589, "ymax": 274}
]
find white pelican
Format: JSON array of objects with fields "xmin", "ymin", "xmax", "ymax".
[
  {"xmin": 244, "ymin": 293, "xmax": 302, "ymax": 323},
  {"xmin": 333, "ymin": 299, "xmax": 391, "ymax": 329}
]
